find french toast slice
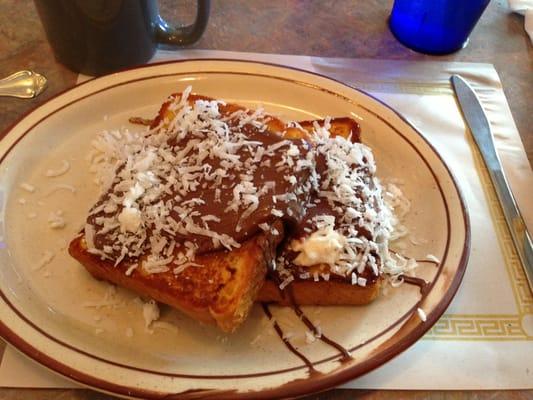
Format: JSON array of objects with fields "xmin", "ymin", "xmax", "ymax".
[
  {"xmin": 69, "ymin": 221, "xmax": 283, "ymax": 332},
  {"xmin": 69, "ymin": 93, "xmax": 294, "ymax": 332},
  {"xmin": 257, "ymin": 116, "xmax": 383, "ymax": 306}
]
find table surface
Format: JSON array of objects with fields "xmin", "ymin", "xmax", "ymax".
[{"xmin": 0, "ymin": 1, "xmax": 531, "ymax": 399}]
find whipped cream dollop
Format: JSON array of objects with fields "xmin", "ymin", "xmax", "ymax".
[{"xmin": 291, "ymin": 223, "xmax": 347, "ymax": 267}]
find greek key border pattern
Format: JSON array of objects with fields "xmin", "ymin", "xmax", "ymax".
[
  {"xmin": 422, "ymin": 144, "xmax": 533, "ymax": 341},
  {"xmin": 472, "ymin": 146, "xmax": 533, "ymax": 315},
  {"xmin": 423, "ymin": 315, "xmax": 531, "ymax": 340}
]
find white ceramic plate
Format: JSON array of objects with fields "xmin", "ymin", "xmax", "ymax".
[{"xmin": 0, "ymin": 60, "xmax": 469, "ymax": 399}]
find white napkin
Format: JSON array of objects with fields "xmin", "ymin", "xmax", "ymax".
[{"xmin": 508, "ymin": 0, "xmax": 533, "ymax": 43}]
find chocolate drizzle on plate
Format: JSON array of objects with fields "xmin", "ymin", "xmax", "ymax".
[
  {"xmin": 399, "ymin": 275, "xmax": 429, "ymax": 296},
  {"xmin": 289, "ymin": 301, "xmax": 352, "ymax": 363},
  {"xmin": 128, "ymin": 116, "xmax": 154, "ymax": 126},
  {"xmin": 261, "ymin": 303, "xmax": 321, "ymax": 377},
  {"xmin": 415, "ymin": 258, "xmax": 440, "ymax": 266},
  {"xmin": 263, "ymin": 267, "xmax": 353, "ymax": 373}
]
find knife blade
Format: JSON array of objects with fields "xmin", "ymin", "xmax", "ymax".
[{"xmin": 451, "ymin": 75, "xmax": 533, "ymax": 294}]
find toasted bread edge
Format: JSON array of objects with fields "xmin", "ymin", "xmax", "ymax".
[{"xmin": 257, "ymin": 278, "xmax": 381, "ymax": 306}]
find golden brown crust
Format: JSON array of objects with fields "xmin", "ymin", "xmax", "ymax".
[
  {"xmin": 257, "ymin": 278, "xmax": 381, "ymax": 306},
  {"xmin": 69, "ymin": 221, "xmax": 284, "ymax": 332},
  {"xmin": 151, "ymin": 93, "xmax": 288, "ymax": 135}
]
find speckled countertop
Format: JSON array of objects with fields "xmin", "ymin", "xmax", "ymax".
[{"xmin": 0, "ymin": 0, "xmax": 531, "ymax": 399}]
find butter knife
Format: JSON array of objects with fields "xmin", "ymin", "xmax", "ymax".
[{"xmin": 451, "ymin": 75, "xmax": 533, "ymax": 294}]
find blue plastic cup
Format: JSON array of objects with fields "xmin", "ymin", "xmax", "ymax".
[{"xmin": 389, "ymin": 0, "xmax": 490, "ymax": 55}]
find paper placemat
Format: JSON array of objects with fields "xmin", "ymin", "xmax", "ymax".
[{"xmin": 1, "ymin": 50, "xmax": 532, "ymax": 391}]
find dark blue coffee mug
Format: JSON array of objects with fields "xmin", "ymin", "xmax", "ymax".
[
  {"xmin": 389, "ymin": 0, "xmax": 490, "ymax": 55},
  {"xmin": 34, "ymin": 0, "xmax": 210, "ymax": 76}
]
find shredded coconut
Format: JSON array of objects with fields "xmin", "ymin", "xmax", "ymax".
[
  {"xmin": 48, "ymin": 210, "xmax": 66, "ymax": 229},
  {"xmin": 45, "ymin": 160, "xmax": 70, "ymax": 177},
  {"xmin": 426, "ymin": 254, "xmax": 440, "ymax": 264},
  {"xmin": 125, "ymin": 263, "xmax": 138, "ymax": 276},
  {"xmin": 33, "ymin": 250, "xmax": 54, "ymax": 271},
  {"xmin": 43, "ymin": 184, "xmax": 77, "ymax": 197},
  {"xmin": 417, "ymin": 307, "xmax": 427, "ymax": 322},
  {"xmin": 82, "ymin": 285, "xmax": 125, "ymax": 309},
  {"xmin": 305, "ymin": 330, "xmax": 317, "ymax": 344},
  {"xmin": 142, "ymin": 299, "xmax": 160, "ymax": 328},
  {"xmin": 19, "ymin": 182, "xmax": 35, "ymax": 193}
]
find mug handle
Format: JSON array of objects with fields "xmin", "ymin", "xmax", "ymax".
[{"xmin": 155, "ymin": 0, "xmax": 210, "ymax": 46}]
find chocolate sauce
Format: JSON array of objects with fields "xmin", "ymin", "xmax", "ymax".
[
  {"xmin": 291, "ymin": 303, "xmax": 352, "ymax": 362},
  {"xmin": 400, "ymin": 275, "xmax": 429, "ymax": 296},
  {"xmin": 89, "ymin": 100, "xmax": 312, "ymax": 257},
  {"xmin": 266, "ymin": 269, "xmax": 353, "ymax": 363},
  {"xmin": 261, "ymin": 303, "xmax": 321, "ymax": 377},
  {"xmin": 291, "ymin": 149, "xmax": 370, "ymax": 242},
  {"xmin": 128, "ymin": 117, "xmax": 153, "ymax": 126},
  {"xmin": 415, "ymin": 258, "xmax": 440, "ymax": 266},
  {"xmin": 155, "ymin": 129, "xmax": 310, "ymax": 254}
]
